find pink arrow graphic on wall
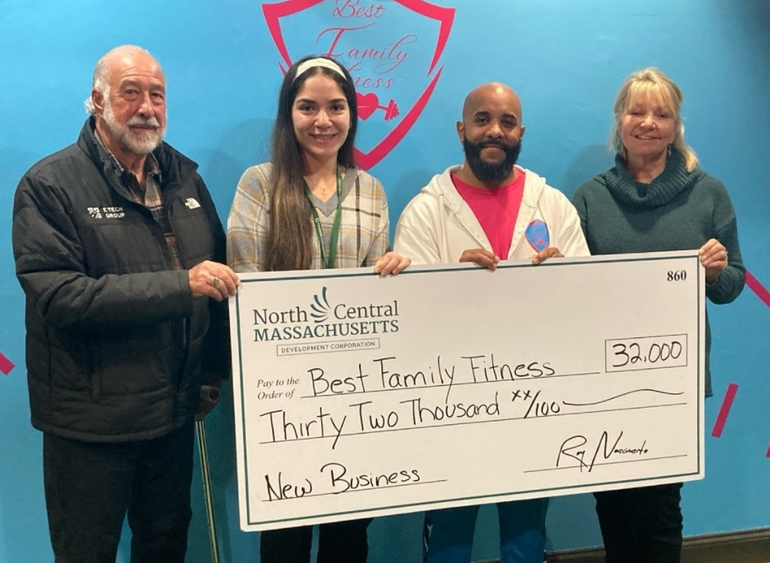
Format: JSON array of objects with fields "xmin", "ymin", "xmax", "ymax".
[
  {"xmin": 746, "ymin": 270, "xmax": 770, "ymax": 309},
  {"xmin": 0, "ymin": 351, "xmax": 15, "ymax": 376},
  {"xmin": 711, "ymin": 383, "xmax": 738, "ymax": 438},
  {"xmin": 747, "ymin": 270, "xmax": 770, "ymax": 457}
]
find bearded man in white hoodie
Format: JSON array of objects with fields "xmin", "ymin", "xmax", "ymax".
[{"xmin": 394, "ymin": 82, "xmax": 589, "ymax": 563}]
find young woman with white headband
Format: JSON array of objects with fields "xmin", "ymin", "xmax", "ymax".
[{"xmin": 227, "ymin": 55, "xmax": 410, "ymax": 563}]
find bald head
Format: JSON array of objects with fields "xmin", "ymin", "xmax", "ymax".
[
  {"xmin": 96, "ymin": 47, "xmax": 161, "ymax": 95},
  {"xmin": 456, "ymin": 82, "xmax": 526, "ymax": 188},
  {"xmin": 462, "ymin": 82, "xmax": 523, "ymax": 124}
]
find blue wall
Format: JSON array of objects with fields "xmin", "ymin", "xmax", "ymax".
[{"xmin": 1, "ymin": 1, "xmax": 769, "ymax": 561}]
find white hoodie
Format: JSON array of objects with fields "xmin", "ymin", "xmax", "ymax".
[{"xmin": 394, "ymin": 165, "xmax": 589, "ymax": 264}]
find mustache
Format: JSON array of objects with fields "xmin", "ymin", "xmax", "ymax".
[
  {"xmin": 478, "ymin": 140, "xmax": 508, "ymax": 149},
  {"xmin": 127, "ymin": 116, "xmax": 160, "ymax": 127}
]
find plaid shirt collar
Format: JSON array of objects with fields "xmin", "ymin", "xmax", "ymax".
[{"xmin": 93, "ymin": 127, "xmax": 162, "ymax": 194}]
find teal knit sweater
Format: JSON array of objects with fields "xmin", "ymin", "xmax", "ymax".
[{"xmin": 573, "ymin": 148, "xmax": 746, "ymax": 395}]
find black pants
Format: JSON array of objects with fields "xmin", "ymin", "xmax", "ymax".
[
  {"xmin": 594, "ymin": 483, "xmax": 683, "ymax": 563},
  {"xmin": 260, "ymin": 519, "xmax": 372, "ymax": 563},
  {"xmin": 43, "ymin": 421, "xmax": 195, "ymax": 563}
]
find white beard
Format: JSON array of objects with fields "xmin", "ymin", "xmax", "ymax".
[{"xmin": 103, "ymin": 101, "xmax": 166, "ymax": 155}]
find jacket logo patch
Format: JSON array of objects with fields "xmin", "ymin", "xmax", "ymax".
[
  {"xmin": 87, "ymin": 206, "xmax": 125, "ymax": 219},
  {"xmin": 184, "ymin": 197, "xmax": 201, "ymax": 210},
  {"xmin": 525, "ymin": 220, "xmax": 550, "ymax": 252}
]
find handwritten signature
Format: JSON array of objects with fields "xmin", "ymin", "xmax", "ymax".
[{"xmin": 556, "ymin": 431, "xmax": 649, "ymax": 472}]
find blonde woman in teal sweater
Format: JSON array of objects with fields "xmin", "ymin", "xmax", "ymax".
[{"xmin": 573, "ymin": 68, "xmax": 745, "ymax": 563}]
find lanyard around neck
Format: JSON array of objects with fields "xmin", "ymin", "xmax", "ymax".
[{"xmin": 304, "ymin": 167, "xmax": 343, "ymax": 269}]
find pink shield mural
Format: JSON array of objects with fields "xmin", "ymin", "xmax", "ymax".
[{"xmin": 263, "ymin": 0, "xmax": 455, "ymax": 169}]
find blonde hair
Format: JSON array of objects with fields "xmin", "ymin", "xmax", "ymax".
[{"xmin": 610, "ymin": 68, "xmax": 699, "ymax": 172}]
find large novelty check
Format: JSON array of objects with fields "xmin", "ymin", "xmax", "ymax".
[{"xmin": 229, "ymin": 251, "xmax": 705, "ymax": 531}]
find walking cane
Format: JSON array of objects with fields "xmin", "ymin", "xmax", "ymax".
[{"xmin": 197, "ymin": 386, "xmax": 221, "ymax": 563}]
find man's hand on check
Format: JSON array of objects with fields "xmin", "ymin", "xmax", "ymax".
[
  {"xmin": 460, "ymin": 248, "xmax": 500, "ymax": 271},
  {"xmin": 531, "ymin": 246, "xmax": 564, "ymax": 265}
]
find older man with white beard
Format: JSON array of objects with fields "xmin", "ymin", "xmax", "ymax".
[{"xmin": 12, "ymin": 45, "xmax": 238, "ymax": 563}]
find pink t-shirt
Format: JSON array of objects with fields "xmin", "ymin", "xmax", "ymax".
[{"xmin": 451, "ymin": 172, "xmax": 526, "ymax": 258}]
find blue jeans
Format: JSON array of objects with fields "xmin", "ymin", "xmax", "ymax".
[{"xmin": 423, "ymin": 499, "xmax": 549, "ymax": 563}]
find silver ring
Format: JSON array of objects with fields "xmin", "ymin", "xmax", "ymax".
[{"xmin": 212, "ymin": 276, "xmax": 220, "ymax": 288}]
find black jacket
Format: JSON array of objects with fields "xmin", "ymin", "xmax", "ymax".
[{"xmin": 12, "ymin": 118, "xmax": 230, "ymax": 442}]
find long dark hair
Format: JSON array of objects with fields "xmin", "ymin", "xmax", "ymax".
[{"xmin": 264, "ymin": 55, "xmax": 359, "ymax": 271}]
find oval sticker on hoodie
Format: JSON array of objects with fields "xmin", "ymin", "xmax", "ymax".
[{"xmin": 525, "ymin": 220, "xmax": 549, "ymax": 252}]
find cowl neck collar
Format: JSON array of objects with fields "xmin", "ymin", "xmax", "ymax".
[{"xmin": 605, "ymin": 148, "xmax": 701, "ymax": 209}]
